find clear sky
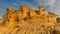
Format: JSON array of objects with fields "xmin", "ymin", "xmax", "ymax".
[{"xmin": 0, "ymin": 0, "xmax": 60, "ymax": 18}]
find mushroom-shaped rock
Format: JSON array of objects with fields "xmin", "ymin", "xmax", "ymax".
[
  {"xmin": 6, "ymin": 6, "xmax": 13, "ymax": 12},
  {"xmin": 38, "ymin": 6, "xmax": 46, "ymax": 16},
  {"xmin": 30, "ymin": 8, "xmax": 37, "ymax": 17},
  {"xmin": 20, "ymin": 4, "xmax": 29, "ymax": 13},
  {"xmin": 48, "ymin": 12, "xmax": 58, "ymax": 23},
  {"xmin": 20, "ymin": 4, "xmax": 29, "ymax": 18}
]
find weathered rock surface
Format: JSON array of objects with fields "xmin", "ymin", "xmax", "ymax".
[{"xmin": 0, "ymin": 4, "xmax": 60, "ymax": 34}]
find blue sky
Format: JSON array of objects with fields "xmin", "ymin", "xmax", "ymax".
[{"xmin": 0, "ymin": 0, "xmax": 60, "ymax": 18}]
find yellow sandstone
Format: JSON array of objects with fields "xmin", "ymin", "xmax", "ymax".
[{"xmin": 0, "ymin": 4, "xmax": 58, "ymax": 27}]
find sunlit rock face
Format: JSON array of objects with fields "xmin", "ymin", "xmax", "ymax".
[
  {"xmin": 0, "ymin": 19, "xmax": 4, "ymax": 25},
  {"xmin": 20, "ymin": 4, "xmax": 29, "ymax": 18},
  {"xmin": 38, "ymin": 6, "xmax": 46, "ymax": 16},
  {"xmin": 0, "ymin": 4, "xmax": 60, "ymax": 34}
]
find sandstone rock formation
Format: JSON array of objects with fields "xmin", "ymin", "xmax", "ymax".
[
  {"xmin": 0, "ymin": 4, "xmax": 58, "ymax": 27},
  {"xmin": 0, "ymin": 4, "xmax": 59, "ymax": 34},
  {"xmin": 38, "ymin": 6, "xmax": 46, "ymax": 16},
  {"xmin": 57, "ymin": 17, "xmax": 60, "ymax": 23}
]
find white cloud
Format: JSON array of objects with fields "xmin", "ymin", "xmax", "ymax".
[{"xmin": 44, "ymin": 0, "xmax": 55, "ymax": 6}]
